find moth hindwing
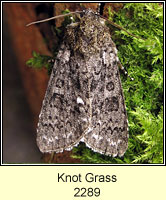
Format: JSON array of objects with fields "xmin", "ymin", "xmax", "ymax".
[{"xmin": 37, "ymin": 9, "xmax": 129, "ymax": 157}]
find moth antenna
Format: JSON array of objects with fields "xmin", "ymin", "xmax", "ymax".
[
  {"xmin": 98, "ymin": 3, "xmax": 105, "ymax": 15},
  {"xmin": 97, "ymin": 3, "xmax": 101, "ymax": 14},
  {"xmin": 102, "ymin": 16, "xmax": 145, "ymax": 40},
  {"xmin": 26, "ymin": 11, "xmax": 83, "ymax": 26}
]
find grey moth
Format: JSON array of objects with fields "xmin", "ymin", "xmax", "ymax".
[{"xmin": 36, "ymin": 9, "xmax": 129, "ymax": 157}]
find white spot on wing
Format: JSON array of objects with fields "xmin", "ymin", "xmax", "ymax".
[
  {"xmin": 59, "ymin": 149, "xmax": 63, "ymax": 153},
  {"xmin": 82, "ymin": 118, "xmax": 88, "ymax": 122},
  {"xmin": 110, "ymin": 53, "xmax": 115, "ymax": 59},
  {"xmin": 113, "ymin": 47, "xmax": 118, "ymax": 54},
  {"xmin": 77, "ymin": 97, "xmax": 84, "ymax": 105},
  {"xmin": 100, "ymin": 18, "xmax": 105, "ymax": 25},
  {"xmin": 48, "ymin": 138, "xmax": 53, "ymax": 142},
  {"xmin": 98, "ymin": 120, "xmax": 101, "ymax": 125},
  {"xmin": 103, "ymin": 51, "xmax": 106, "ymax": 64},
  {"xmin": 92, "ymin": 133, "xmax": 98, "ymax": 140},
  {"xmin": 116, "ymin": 56, "xmax": 119, "ymax": 62},
  {"xmin": 85, "ymin": 127, "xmax": 93, "ymax": 134},
  {"xmin": 110, "ymin": 141, "xmax": 117, "ymax": 146},
  {"xmin": 117, "ymin": 139, "xmax": 121, "ymax": 144},
  {"xmin": 66, "ymin": 147, "xmax": 72, "ymax": 151},
  {"xmin": 67, "ymin": 132, "xmax": 72, "ymax": 139}
]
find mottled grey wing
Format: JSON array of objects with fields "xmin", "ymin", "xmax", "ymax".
[
  {"xmin": 37, "ymin": 44, "xmax": 90, "ymax": 153},
  {"xmin": 83, "ymin": 45, "xmax": 129, "ymax": 157},
  {"xmin": 37, "ymin": 9, "xmax": 128, "ymax": 157}
]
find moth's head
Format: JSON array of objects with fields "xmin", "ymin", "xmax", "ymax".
[
  {"xmin": 78, "ymin": 8, "xmax": 105, "ymax": 26},
  {"xmin": 83, "ymin": 8, "xmax": 96, "ymax": 15},
  {"xmin": 80, "ymin": 8, "xmax": 99, "ymax": 20},
  {"xmin": 65, "ymin": 8, "xmax": 111, "ymax": 58}
]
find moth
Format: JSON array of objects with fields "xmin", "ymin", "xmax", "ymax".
[{"xmin": 35, "ymin": 9, "xmax": 129, "ymax": 157}]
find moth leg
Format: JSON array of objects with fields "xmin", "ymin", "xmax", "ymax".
[{"xmin": 117, "ymin": 61, "xmax": 134, "ymax": 81}]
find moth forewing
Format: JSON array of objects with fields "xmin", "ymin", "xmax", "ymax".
[{"xmin": 37, "ymin": 9, "xmax": 128, "ymax": 157}]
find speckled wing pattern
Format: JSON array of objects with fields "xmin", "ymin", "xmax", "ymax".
[{"xmin": 37, "ymin": 9, "xmax": 129, "ymax": 157}]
